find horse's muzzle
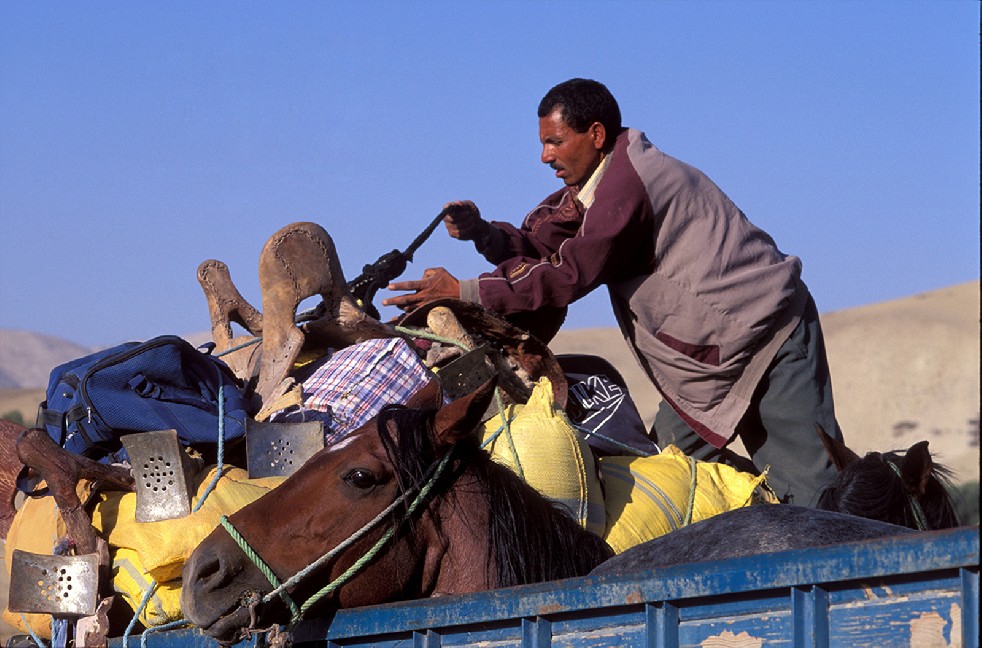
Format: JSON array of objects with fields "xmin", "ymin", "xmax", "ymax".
[{"xmin": 181, "ymin": 535, "xmax": 272, "ymax": 641}]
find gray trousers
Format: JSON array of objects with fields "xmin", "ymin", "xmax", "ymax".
[{"xmin": 651, "ymin": 295, "xmax": 842, "ymax": 506}]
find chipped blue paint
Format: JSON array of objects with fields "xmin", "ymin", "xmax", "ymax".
[{"xmin": 109, "ymin": 526, "xmax": 979, "ymax": 647}]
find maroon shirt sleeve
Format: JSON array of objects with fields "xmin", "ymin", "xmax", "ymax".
[{"xmin": 475, "ymin": 144, "xmax": 653, "ymax": 315}]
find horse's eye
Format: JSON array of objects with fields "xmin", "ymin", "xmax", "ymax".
[{"xmin": 344, "ymin": 468, "xmax": 378, "ymax": 490}]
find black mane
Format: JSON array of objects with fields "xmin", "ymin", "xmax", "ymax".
[
  {"xmin": 376, "ymin": 405, "xmax": 613, "ymax": 587},
  {"xmin": 817, "ymin": 449, "xmax": 960, "ymax": 530}
]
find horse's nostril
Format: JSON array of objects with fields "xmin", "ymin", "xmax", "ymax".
[
  {"xmin": 197, "ymin": 555, "xmax": 222, "ymax": 582},
  {"xmin": 184, "ymin": 547, "xmax": 230, "ymax": 593}
]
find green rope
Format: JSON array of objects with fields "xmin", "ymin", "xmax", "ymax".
[
  {"xmin": 396, "ymin": 324, "xmax": 522, "ymax": 478},
  {"xmin": 495, "ymin": 390, "xmax": 523, "ymax": 480},
  {"xmin": 481, "ymin": 411, "xmax": 518, "ymax": 449},
  {"xmin": 684, "ymin": 455, "xmax": 697, "ymax": 526},
  {"xmin": 219, "ymin": 515, "xmax": 302, "ymax": 620},
  {"xmin": 220, "ymin": 450, "xmax": 454, "ymax": 628},
  {"xmin": 393, "ymin": 325, "xmax": 472, "ymax": 351},
  {"xmin": 569, "ymin": 422, "xmax": 652, "ymax": 457},
  {"xmin": 217, "ymin": 324, "xmax": 526, "ymax": 627},
  {"xmin": 886, "ymin": 461, "xmax": 930, "ymax": 531},
  {"xmin": 295, "ymin": 452, "xmax": 453, "ymax": 621},
  {"xmin": 215, "ymin": 336, "xmax": 262, "ymax": 357}
]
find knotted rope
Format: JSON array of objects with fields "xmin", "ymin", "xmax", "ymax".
[{"xmin": 219, "ymin": 450, "xmax": 454, "ymax": 627}]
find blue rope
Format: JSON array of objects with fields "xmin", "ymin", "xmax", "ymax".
[
  {"xmin": 124, "ymin": 364, "xmax": 230, "ymax": 644},
  {"xmin": 192, "ymin": 364, "xmax": 228, "ymax": 513},
  {"xmin": 139, "ymin": 619, "xmax": 191, "ymax": 648},
  {"xmin": 18, "ymin": 613, "xmax": 48, "ymax": 648},
  {"xmin": 121, "ymin": 581, "xmax": 157, "ymax": 648}
]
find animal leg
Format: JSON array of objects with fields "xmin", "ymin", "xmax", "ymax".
[
  {"xmin": 198, "ymin": 259, "xmax": 265, "ymax": 384},
  {"xmin": 197, "ymin": 259, "xmax": 265, "ymax": 347},
  {"xmin": 254, "ymin": 222, "xmax": 398, "ymax": 405},
  {"xmin": 16, "ymin": 428, "xmax": 134, "ymax": 555}
]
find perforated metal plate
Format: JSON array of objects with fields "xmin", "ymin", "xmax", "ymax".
[
  {"xmin": 438, "ymin": 346, "xmax": 496, "ymax": 401},
  {"xmin": 7, "ymin": 550, "xmax": 99, "ymax": 617},
  {"xmin": 121, "ymin": 429, "xmax": 194, "ymax": 522},
  {"xmin": 437, "ymin": 345, "xmax": 527, "ymax": 421},
  {"xmin": 246, "ymin": 419, "xmax": 325, "ymax": 479}
]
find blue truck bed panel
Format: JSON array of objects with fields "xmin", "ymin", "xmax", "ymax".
[{"xmin": 109, "ymin": 526, "xmax": 979, "ymax": 647}]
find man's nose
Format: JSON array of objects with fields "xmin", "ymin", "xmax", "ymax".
[{"xmin": 541, "ymin": 146, "xmax": 555, "ymax": 164}]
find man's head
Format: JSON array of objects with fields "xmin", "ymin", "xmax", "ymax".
[{"xmin": 537, "ymin": 79, "xmax": 622, "ymax": 188}]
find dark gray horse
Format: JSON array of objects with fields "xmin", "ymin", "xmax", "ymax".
[{"xmin": 592, "ymin": 504, "xmax": 914, "ymax": 575}]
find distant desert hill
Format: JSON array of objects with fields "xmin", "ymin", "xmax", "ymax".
[
  {"xmin": 1, "ymin": 281, "xmax": 978, "ymax": 482},
  {"xmin": 0, "ymin": 329, "xmax": 93, "ymax": 389}
]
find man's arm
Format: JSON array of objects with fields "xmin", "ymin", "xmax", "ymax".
[
  {"xmin": 471, "ymin": 170, "xmax": 650, "ymax": 316},
  {"xmin": 442, "ymin": 199, "xmax": 551, "ymax": 265}
]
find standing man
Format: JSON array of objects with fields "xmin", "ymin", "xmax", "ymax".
[{"xmin": 383, "ymin": 78, "xmax": 841, "ymax": 504}]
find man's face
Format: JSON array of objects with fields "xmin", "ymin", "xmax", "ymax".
[{"xmin": 538, "ymin": 107, "xmax": 606, "ymax": 188}]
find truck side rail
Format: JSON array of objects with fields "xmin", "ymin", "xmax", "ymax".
[{"xmin": 111, "ymin": 525, "xmax": 979, "ymax": 647}]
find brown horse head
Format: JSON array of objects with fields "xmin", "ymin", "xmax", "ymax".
[
  {"xmin": 815, "ymin": 424, "xmax": 959, "ymax": 530},
  {"xmin": 182, "ymin": 375, "xmax": 610, "ymax": 643}
]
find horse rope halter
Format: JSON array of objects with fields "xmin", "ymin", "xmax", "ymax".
[
  {"xmin": 885, "ymin": 460, "xmax": 930, "ymax": 531},
  {"xmin": 218, "ymin": 443, "xmax": 456, "ymax": 631},
  {"xmin": 216, "ymin": 329, "xmax": 527, "ymax": 639}
]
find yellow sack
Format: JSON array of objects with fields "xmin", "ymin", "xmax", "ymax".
[
  {"xmin": 601, "ymin": 445, "xmax": 776, "ymax": 554},
  {"xmin": 111, "ymin": 548, "xmax": 183, "ymax": 627},
  {"xmin": 96, "ymin": 466, "xmax": 283, "ymax": 625},
  {"xmin": 2, "ymin": 487, "xmax": 67, "ymax": 639},
  {"xmin": 92, "ymin": 465, "xmax": 286, "ymax": 582},
  {"xmin": 481, "ymin": 378, "xmax": 606, "ymax": 536},
  {"xmin": 3, "ymin": 465, "xmax": 286, "ymax": 633}
]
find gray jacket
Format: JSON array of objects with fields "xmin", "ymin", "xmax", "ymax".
[{"xmin": 462, "ymin": 128, "xmax": 807, "ymax": 446}]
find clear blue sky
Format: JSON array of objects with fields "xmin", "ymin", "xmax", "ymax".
[{"xmin": 1, "ymin": 1, "xmax": 978, "ymax": 348}]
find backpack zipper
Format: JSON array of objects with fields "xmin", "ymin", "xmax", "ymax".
[{"xmin": 76, "ymin": 336, "xmax": 183, "ymax": 432}]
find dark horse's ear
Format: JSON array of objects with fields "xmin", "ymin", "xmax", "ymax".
[
  {"xmin": 432, "ymin": 376, "xmax": 498, "ymax": 448},
  {"xmin": 405, "ymin": 378, "xmax": 444, "ymax": 410},
  {"xmin": 815, "ymin": 423, "xmax": 860, "ymax": 472},
  {"xmin": 900, "ymin": 440, "xmax": 933, "ymax": 498}
]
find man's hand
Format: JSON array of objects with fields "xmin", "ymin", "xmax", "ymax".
[
  {"xmin": 443, "ymin": 200, "xmax": 489, "ymax": 242},
  {"xmin": 382, "ymin": 267, "xmax": 461, "ymax": 312}
]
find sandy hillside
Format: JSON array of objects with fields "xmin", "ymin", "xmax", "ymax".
[{"xmin": 551, "ymin": 280, "xmax": 980, "ymax": 484}]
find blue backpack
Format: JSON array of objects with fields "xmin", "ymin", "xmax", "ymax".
[{"xmin": 37, "ymin": 335, "xmax": 253, "ymax": 462}]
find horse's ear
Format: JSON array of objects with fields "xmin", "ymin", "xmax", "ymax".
[
  {"xmin": 432, "ymin": 377, "xmax": 498, "ymax": 447},
  {"xmin": 405, "ymin": 378, "xmax": 444, "ymax": 410},
  {"xmin": 815, "ymin": 423, "xmax": 860, "ymax": 472},
  {"xmin": 900, "ymin": 440, "xmax": 933, "ymax": 498}
]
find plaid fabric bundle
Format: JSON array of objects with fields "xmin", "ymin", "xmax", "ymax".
[{"xmin": 271, "ymin": 337, "xmax": 434, "ymax": 445}]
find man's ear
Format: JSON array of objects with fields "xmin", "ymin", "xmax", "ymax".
[{"xmin": 590, "ymin": 122, "xmax": 607, "ymax": 150}]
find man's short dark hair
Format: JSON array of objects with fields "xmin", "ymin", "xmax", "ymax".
[{"xmin": 538, "ymin": 78, "xmax": 622, "ymax": 140}]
